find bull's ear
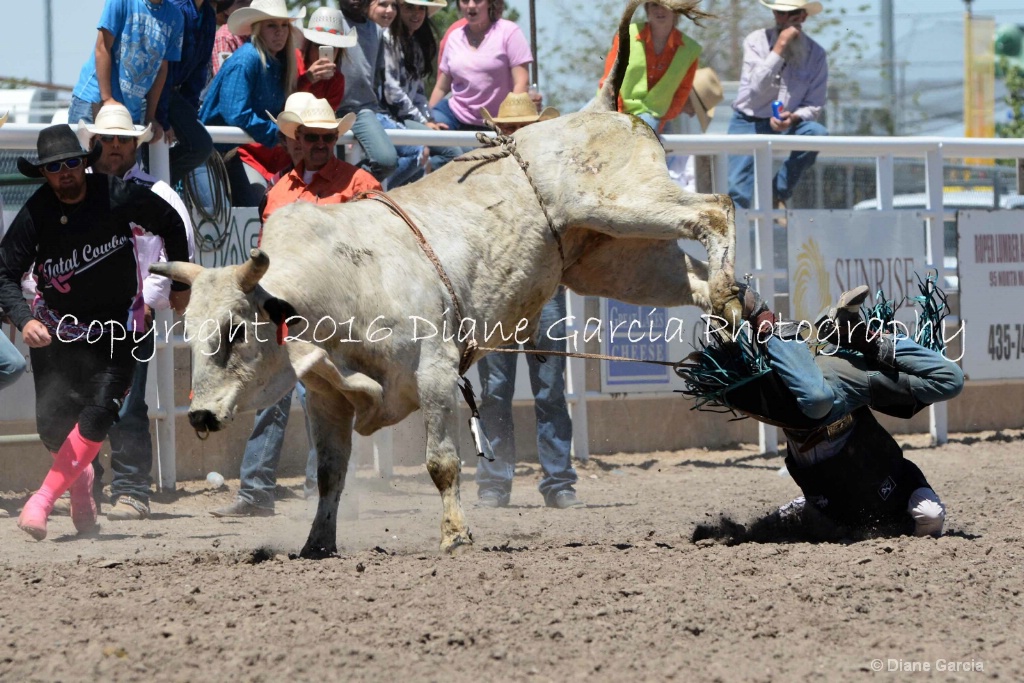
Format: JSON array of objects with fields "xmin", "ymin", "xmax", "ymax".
[
  {"xmin": 261, "ymin": 296, "xmax": 298, "ymax": 326},
  {"xmin": 150, "ymin": 261, "xmax": 204, "ymax": 285}
]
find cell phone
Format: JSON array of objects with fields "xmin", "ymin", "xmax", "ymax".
[{"xmin": 319, "ymin": 45, "xmax": 336, "ymax": 62}]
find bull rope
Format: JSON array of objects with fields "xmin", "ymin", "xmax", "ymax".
[
  {"xmin": 353, "ymin": 189, "xmax": 478, "ymax": 376},
  {"xmin": 454, "ymin": 132, "xmax": 565, "ymax": 262}
]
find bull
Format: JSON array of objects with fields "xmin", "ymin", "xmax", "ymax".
[{"xmin": 153, "ymin": 0, "xmax": 739, "ymax": 557}]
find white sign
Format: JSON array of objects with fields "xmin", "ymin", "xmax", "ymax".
[
  {"xmin": 957, "ymin": 210, "xmax": 1024, "ymax": 380},
  {"xmin": 787, "ymin": 210, "xmax": 927, "ymax": 327}
]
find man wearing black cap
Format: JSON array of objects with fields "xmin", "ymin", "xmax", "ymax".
[{"xmin": 0, "ymin": 124, "xmax": 191, "ymax": 541}]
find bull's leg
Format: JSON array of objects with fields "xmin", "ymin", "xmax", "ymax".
[
  {"xmin": 418, "ymin": 370, "xmax": 472, "ymax": 553},
  {"xmin": 299, "ymin": 391, "xmax": 355, "ymax": 560}
]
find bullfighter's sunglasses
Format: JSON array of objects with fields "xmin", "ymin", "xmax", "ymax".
[
  {"xmin": 302, "ymin": 132, "xmax": 339, "ymax": 143},
  {"xmin": 98, "ymin": 134, "xmax": 136, "ymax": 144},
  {"xmin": 42, "ymin": 157, "xmax": 84, "ymax": 174}
]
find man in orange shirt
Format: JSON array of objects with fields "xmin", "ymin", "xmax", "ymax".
[
  {"xmin": 598, "ymin": 1, "xmax": 701, "ymax": 134},
  {"xmin": 212, "ymin": 97, "xmax": 381, "ymax": 518}
]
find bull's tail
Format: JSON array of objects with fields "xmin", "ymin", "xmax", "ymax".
[{"xmin": 582, "ymin": 0, "xmax": 712, "ymax": 114}]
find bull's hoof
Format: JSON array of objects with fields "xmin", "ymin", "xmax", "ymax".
[
  {"xmin": 440, "ymin": 529, "xmax": 473, "ymax": 555},
  {"xmin": 299, "ymin": 542, "xmax": 338, "ymax": 560}
]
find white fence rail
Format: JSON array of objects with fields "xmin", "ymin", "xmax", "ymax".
[{"xmin": 3, "ymin": 123, "xmax": 1024, "ymax": 486}]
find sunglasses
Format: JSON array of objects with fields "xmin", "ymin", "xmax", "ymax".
[
  {"xmin": 98, "ymin": 134, "xmax": 136, "ymax": 144},
  {"xmin": 301, "ymin": 132, "xmax": 339, "ymax": 143},
  {"xmin": 773, "ymin": 8, "xmax": 806, "ymax": 17},
  {"xmin": 42, "ymin": 157, "xmax": 84, "ymax": 174}
]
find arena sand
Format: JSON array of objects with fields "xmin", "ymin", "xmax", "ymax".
[{"xmin": 0, "ymin": 429, "xmax": 1021, "ymax": 682}]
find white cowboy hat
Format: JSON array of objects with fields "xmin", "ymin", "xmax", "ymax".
[
  {"xmin": 301, "ymin": 7, "xmax": 357, "ymax": 49},
  {"xmin": 267, "ymin": 91, "xmax": 318, "ymax": 123},
  {"xmin": 77, "ymin": 103, "xmax": 153, "ymax": 149},
  {"xmin": 272, "ymin": 98, "xmax": 357, "ymax": 140},
  {"xmin": 688, "ymin": 67, "xmax": 724, "ymax": 133},
  {"xmin": 401, "ymin": 0, "xmax": 448, "ymax": 17},
  {"xmin": 228, "ymin": 0, "xmax": 306, "ymax": 37},
  {"xmin": 759, "ymin": 0, "xmax": 823, "ymax": 17},
  {"xmin": 481, "ymin": 92, "xmax": 559, "ymax": 127}
]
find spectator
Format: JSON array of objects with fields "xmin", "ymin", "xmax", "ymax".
[
  {"xmin": 365, "ymin": 0, "xmax": 427, "ymax": 188},
  {"xmin": 297, "ymin": 7, "xmax": 358, "ymax": 111},
  {"xmin": 211, "ymin": 0, "xmax": 252, "ymax": 76},
  {"xmin": 384, "ymin": 0, "xmax": 460, "ymax": 172},
  {"xmin": 212, "ymin": 98, "xmax": 380, "ymax": 518},
  {"xmin": 598, "ymin": 1, "xmax": 702, "ymax": 134},
  {"xmin": 727, "ymin": 0, "xmax": 828, "ymax": 212},
  {"xmin": 0, "ymin": 125, "xmax": 189, "ymax": 540},
  {"xmin": 199, "ymin": 0, "xmax": 302, "ymax": 206},
  {"xmin": 77, "ymin": 104, "xmax": 197, "ymax": 522},
  {"xmin": 157, "ymin": 0, "xmax": 218, "ymax": 186},
  {"xmin": 337, "ymin": 0, "xmax": 401, "ymax": 183},
  {"xmin": 473, "ymin": 94, "xmax": 582, "ymax": 510},
  {"xmin": 678, "ymin": 281, "xmax": 962, "ymax": 537},
  {"xmin": 428, "ymin": 0, "xmax": 532, "ymax": 134},
  {"xmin": 0, "ymin": 111, "xmax": 27, "ymax": 395},
  {"xmin": 68, "ymin": 0, "xmax": 185, "ymax": 143}
]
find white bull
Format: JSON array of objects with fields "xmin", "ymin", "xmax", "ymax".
[{"xmin": 154, "ymin": 0, "xmax": 738, "ymax": 557}]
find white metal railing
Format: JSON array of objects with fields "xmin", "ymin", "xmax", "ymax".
[{"xmin": 4, "ymin": 123, "xmax": 1024, "ymax": 480}]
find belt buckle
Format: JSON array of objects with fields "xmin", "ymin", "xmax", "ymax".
[{"xmin": 826, "ymin": 413, "xmax": 853, "ymax": 440}]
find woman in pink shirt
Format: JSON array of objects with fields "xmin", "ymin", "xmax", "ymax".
[{"xmin": 427, "ymin": 0, "xmax": 532, "ymax": 131}]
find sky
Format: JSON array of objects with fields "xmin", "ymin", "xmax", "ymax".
[{"xmin": 2, "ymin": 0, "xmax": 1023, "ymax": 133}]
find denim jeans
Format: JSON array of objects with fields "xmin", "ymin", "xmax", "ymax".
[
  {"xmin": 167, "ymin": 90, "xmax": 214, "ymax": 187},
  {"xmin": 0, "ymin": 332, "xmax": 26, "ymax": 391},
  {"xmin": 765, "ymin": 335, "xmax": 964, "ymax": 427},
  {"xmin": 224, "ymin": 153, "xmax": 268, "ymax": 207},
  {"xmin": 403, "ymin": 119, "xmax": 461, "ymax": 174},
  {"xmin": 726, "ymin": 110, "xmax": 828, "ymax": 209},
  {"xmin": 429, "ymin": 99, "xmax": 489, "ymax": 169},
  {"xmin": 237, "ymin": 383, "xmax": 318, "ymax": 507},
  {"xmin": 638, "ymin": 112, "xmax": 660, "ymax": 133},
  {"xmin": 67, "ymin": 95, "xmax": 98, "ymax": 125},
  {"xmin": 374, "ymin": 112, "xmax": 424, "ymax": 189},
  {"xmin": 475, "ymin": 290, "xmax": 576, "ymax": 504},
  {"xmin": 350, "ymin": 109, "xmax": 398, "ymax": 182},
  {"xmin": 107, "ymin": 332, "xmax": 155, "ymax": 503}
]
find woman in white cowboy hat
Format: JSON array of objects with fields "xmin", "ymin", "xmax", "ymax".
[
  {"xmin": 381, "ymin": 0, "xmax": 460, "ymax": 174},
  {"xmin": 297, "ymin": 7, "xmax": 358, "ymax": 111},
  {"xmin": 200, "ymin": 0, "xmax": 305, "ymax": 205}
]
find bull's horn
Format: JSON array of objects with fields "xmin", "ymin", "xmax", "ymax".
[
  {"xmin": 236, "ymin": 248, "xmax": 270, "ymax": 293},
  {"xmin": 149, "ymin": 261, "xmax": 204, "ymax": 285}
]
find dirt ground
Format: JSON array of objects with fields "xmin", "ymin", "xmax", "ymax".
[{"xmin": 0, "ymin": 428, "xmax": 1021, "ymax": 683}]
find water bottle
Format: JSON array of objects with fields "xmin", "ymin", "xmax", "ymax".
[
  {"xmin": 206, "ymin": 471, "xmax": 225, "ymax": 488},
  {"xmin": 771, "ymin": 100, "xmax": 784, "ymax": 119}
]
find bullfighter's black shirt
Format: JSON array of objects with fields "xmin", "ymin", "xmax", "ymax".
[{"xmin": 0, "ymin": 173, "xmax": 190, "ymax": 332}]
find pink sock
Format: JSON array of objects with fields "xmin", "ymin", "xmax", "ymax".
[{"xmin": 35, "ymin": 425, "xmax": 103, "ymax": 507}]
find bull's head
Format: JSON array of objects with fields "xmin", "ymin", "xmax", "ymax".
[{"xmin": 150, "ymin": 249, "xmax": 300, "ymax": 436}]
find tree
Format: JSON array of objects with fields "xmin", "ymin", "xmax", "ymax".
[{"xmin": 995, "ymin": 59, "xmax": 1024, "ymax": 140}]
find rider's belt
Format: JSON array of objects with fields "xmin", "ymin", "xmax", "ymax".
[{"xmin": 786, "ymin": 413, "xmax": 855, "ymax": 453}]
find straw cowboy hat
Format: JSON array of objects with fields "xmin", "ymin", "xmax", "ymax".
[
  {"xmin": 301, "ymin": 7, "xmax": 357, "ymax": 49},
  {"xmin": 759, "ymin": 0, "xmax": 823, "ymax": 17},
  {"xmin": 268, "ymin": 91, "xmax": 318, "ymax": 123},
  {"xmin": 272, "ymin": 98, "xmax": 356, "ymax": 140},
  {"xmin": 17, "ymin": 124, "xmax": 100, "ymax": 179},
  {"xmin": 401, "ymin": 0, "xmax": 448, "ymax": 17},
  {"xmin": 76, "ymin": 103, "xmax": 153, "ymax": 150},
  {"xmin": 228, "ymin": 0, "xmax": 306, "ymax": 37},
  {"xmin": 688, "ymin": 67, "xmax": 724, "ymax": 133},
  {"xmin": 0, "ymin": 111, "xmax": 8, "ymax": 127},
  {"xmin": 481, "ymin": 92, "xmax": 559, "ymax": 127}
]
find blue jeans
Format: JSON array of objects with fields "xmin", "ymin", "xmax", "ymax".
[
  {"xmin": 429, "ymin": 99, "xmax": 489, "ymax": 169},
  {"xmin": 107, "ymin": 332, "xmax": 155, "ymax": 503},
  {"xmin": 67, "ymin": 95, "xmax": 98, "ymax": 125},
  {"xmin": 0, "ymin": 332, "xmax": 26, "ymax": 391},
  {"xmin": 349, "ymin": 109, "xmax": 398, "ymax": 182},
  {"xmin": 374, "ymin": 112, "xmax": 424, "ymax": 189},
  {"xmin": 403, "ymin": 119, "xmax": 461, "ymax": 173},
  {"xmin": 475, "ymin": 290, "xmax": 576, "ymax": 504},
  {"xmin": 167, "ymin": 90, "xmax": 214, "ymax": 187},
  {"xmin": 765, "ymin": 335, "xmax": 964, "ymax": 426},
  {"xmin": 638, "ymin": 113, "xmax": 660, "ymax": 133},
  {"xmin": 237, "ymin": 383, "xmax": 318, "ymax": 507},
  {"xmin": 726, "ymin": 110, "xmax": 828, "ymax": 209}
]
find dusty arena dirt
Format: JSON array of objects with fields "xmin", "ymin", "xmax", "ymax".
[{"xmin": 1, "ymin": 429, "xmax": 1021, "ymax": 682}]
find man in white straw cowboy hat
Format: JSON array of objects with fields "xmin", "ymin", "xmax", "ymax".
[
  {"xmin": 474, "ymin": 94, "xmax": 584, "ymax": 511},
  {"xmin": 210, "ymin": 98, "xmax": 380, "ymax": 519},
  {"xmin": 727, "ymin": 0, "xmax": 828, "ymax": 213},
  {"xmin": 1, "ymin": 124, "xmax": 190, "ymax": 540},
  {"xmin": 76, "ymin": 103, "xmax": 197, "ymax": 522}
]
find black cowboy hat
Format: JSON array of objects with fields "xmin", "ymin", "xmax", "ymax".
[{"xmin": 17, "ymin": 124, "xmax": 100, "ymax": 179}]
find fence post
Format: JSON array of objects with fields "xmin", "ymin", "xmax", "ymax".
[
  {"xmin": 752, "ymin": 143, "xmax": 778, "ymax": 455},
  {"xmin": 875, "ymin": 153, "xmax": 895, "ymax": 209},
  {"xmin": 924, "ymin": 146, "xmax": 949, "ymax": 446}
]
